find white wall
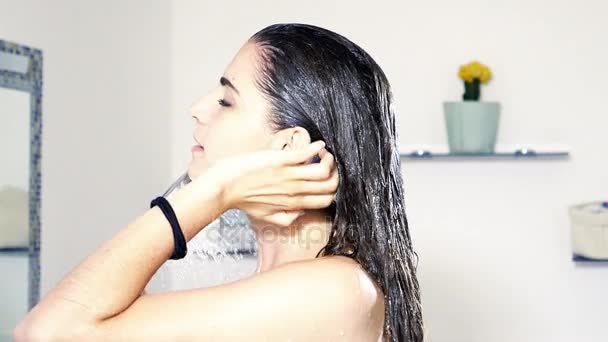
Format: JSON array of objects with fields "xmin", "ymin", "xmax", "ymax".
[
  {"xmin": 170, "ymin": 1, "xmax": 607, "ymax": 341},
  {"xmin": 0, "ymin": 0, "xmax": 172, "ymax": 296}
]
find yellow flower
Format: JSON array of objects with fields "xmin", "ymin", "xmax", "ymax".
[
  {"xmin": 458, "ymin": 66, "xmax": 473, "ymax": 82},
  {"xmin": 458, "ymin": 61, "xmax": 492, "ymax": 83},
  {"xmin": 480, "ymin": 67, "xmax": 492, "ymax": 83}
]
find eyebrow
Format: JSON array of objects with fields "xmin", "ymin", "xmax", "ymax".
[{"xmin": 220, "ymin": 76, "xmax": 240, "ymax": 96}]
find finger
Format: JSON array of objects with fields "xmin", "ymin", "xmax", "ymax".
[
  {"xmin": 242, "ymin": 196, "xmax": 295, "ymax": 211},
  {"xmin": 285, "ymin": 159, "xmax": 336, "ymax": 181},
  {"xmin": 318, "ymin": 147, "xmax": 335, "ymax": 172},
  {"xmin": 284, "ymin": 172, "xmax": 339, "ymax": 196},
  {"xmin": 318, "ymin": 146, "xmax": 328, "ymax": 159},
  {"xmin": 284, "ymin": 140, "xmax": 326, "ymax": 165},
  {"xmin": 281, "ymin": 194, "xmax": 336, "ymax": 210},
  {"xmin": 332, "ymin": 164, "xmax": 339, "ymax": 187},
  {"xmin": 289, "ymin": 147, "xmax": 336, "ymax": 180}
]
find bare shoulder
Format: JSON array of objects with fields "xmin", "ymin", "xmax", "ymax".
[
  {"xmin": 291, "ymin": 255, "xmax": 385, "ymax": 304},
  {"xmin": 276, "ymin": 255, "xmax": 384, "ymax": 304},
  {"xmin": 273, "ymin": 255, "xmax": 386, "ymax": 340}
]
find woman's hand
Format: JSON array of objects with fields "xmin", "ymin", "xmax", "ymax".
[{"xmin": 205, "ymin": 140, "xmax": 338, "ymax": 227}]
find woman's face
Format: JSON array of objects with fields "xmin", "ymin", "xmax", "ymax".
[{"xmin": 188, "ymin": 42, "xmax": 274, "ymax": 180}]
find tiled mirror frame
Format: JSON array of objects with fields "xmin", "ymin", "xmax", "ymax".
[{"xmin": 0, "ymin": 39, "xmax": 43, "ymax": 309}]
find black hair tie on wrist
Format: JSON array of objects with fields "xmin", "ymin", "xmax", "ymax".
[{"xmin": 150, "ymin": 196, "xmax": 187, "ymax": 260}]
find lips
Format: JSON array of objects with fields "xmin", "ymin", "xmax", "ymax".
[
  {"xmin": 193, "ymin": 133, "xmax": 204, "ymax": 148},
  {"xmin": 192, "ymin": 135, "xmax": 204, "ymax": 151}
]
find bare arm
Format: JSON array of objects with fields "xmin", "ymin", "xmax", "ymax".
[
  {"xmin": 14, "ymin": 140, "xmax": 343, "ymax": 341},
  {"xmin": 90, "ymin": 256, "xmax": 373, "ymax": 341},
  {"xmin": 14, "ymin": 171, "xmax": 227, "ymax": 341}
]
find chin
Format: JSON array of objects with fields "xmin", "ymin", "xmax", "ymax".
[{"xmin": 187, "ymin": 163, "xmax": 207, "ymax": 181}]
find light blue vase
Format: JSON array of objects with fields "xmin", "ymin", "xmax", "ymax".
[{"xmin": 443, "ymin": 101, "xmax": 501, "ymax": 154}]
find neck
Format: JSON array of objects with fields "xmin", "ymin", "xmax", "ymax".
[{"xmin": 248, "ymin": 210, "xmax": 333, "ymax": 273}]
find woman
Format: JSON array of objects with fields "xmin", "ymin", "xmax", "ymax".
[{"xmin": 14, "ymin": 23, "xmax": 424, "ymax": 341}]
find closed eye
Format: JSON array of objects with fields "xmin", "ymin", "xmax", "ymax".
[{"xmin": 217, "ymin": 98, "xmax": 231, "ymax": 107}]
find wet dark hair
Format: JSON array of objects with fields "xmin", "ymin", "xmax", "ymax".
[{"xmin": 249, "ymin": 23, "xmax": 424, "ymax": 341}]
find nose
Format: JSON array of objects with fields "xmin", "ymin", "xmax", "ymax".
[
  {"xmin": 190, "ymin": 106, "xmax": 207, "ymax": 125},
  {"xmin": 189, "ymin": 93, "xmax": 215, "ymax": 125}
]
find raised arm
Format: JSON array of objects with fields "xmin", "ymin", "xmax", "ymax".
[
  {"xmin": 14, "ymin": 140, "xmax": 339, "ymax": 341},
  {"xmin": 14, "ymin": 169, "xmax": 227, "ymax": 341}
]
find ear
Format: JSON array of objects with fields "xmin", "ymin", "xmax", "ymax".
[{"xmin": 269, "ymin": 126, "xmax": 311, "ymax": 151}]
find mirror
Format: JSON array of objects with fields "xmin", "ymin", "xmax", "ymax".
[{"xmin": 0, "ymin": 39, "xmax": 42, "ymax": 340}]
